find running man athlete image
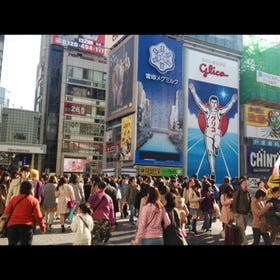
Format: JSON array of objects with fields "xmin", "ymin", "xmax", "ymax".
[{"xmin": 189, "ymin": 83, "xmax": 238, "ymax": 179}]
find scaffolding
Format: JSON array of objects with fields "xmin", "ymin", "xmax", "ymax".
[{"xmin": 240, "ymin": 35, "xmax": 280, "ymax": 106}]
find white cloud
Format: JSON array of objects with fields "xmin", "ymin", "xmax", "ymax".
[{"xmin": 0, "ymin": 35, "xmax": 41, "ymax": 110}]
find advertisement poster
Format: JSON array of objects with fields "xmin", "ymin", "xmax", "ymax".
[
  {"xmin": 246, "ymin": 145, "xmax": 279, "ymax": 174},
  {"xmin": 245, "ymin": 104, "xmax": 280, "ymax": 140},
  {"xmin": 63, "ymin": 158, "xmax": 87, "ymax": 173},
  {"xmin": 121, "ymin": 115, "xmax": 134, "ymax": 161},
  {"xmin": 107, "ymin": 36, "xmax": 135, "ymax": 121},
  {"xmin": 185, "ymin": 49, "xmax": 239, "ymax": 183},
  {"xmin": 52, "ymin": 35, "xmax": 105, "ymax": 56},
  {"xmin": 135, "ymin": 35, "xmax": 183, "ymax": 167}
]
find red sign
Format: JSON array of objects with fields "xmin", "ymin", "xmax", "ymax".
[
  {"xmin": 64, "ymin": 102, "xmax": 86, "ymax": 116},
  {"xmin": 199, "ymin": 63, "xmax": 229, "ymax": 78},
  {"xmin": 52, "ymin": 35, "xmax": 105, "ymax": 56}
]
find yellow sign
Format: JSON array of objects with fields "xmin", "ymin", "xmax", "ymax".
[{"xmin": 139, "ymin": 166, "xmax": 161, "ymax": 176}]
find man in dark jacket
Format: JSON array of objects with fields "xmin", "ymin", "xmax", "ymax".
[
  {"xmin": 265, "ymin": 186, "xmax": 280, "ymax": 245},
  {"xmin": 232, "ymin": 177, "xmax": 251, "ymax": 245}
]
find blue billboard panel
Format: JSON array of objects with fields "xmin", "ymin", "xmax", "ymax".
[
  {"xmin": 135, "ymin": 35, "xmax": 183, "ymax": 167},
  {"xmin": 247, "ymin": 145, "xmax": 280, "ymax": 174}
]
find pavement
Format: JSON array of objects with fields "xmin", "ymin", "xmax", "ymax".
[{"xmin": 0, "ymin": 213, "xmax": 278, "ymax": 246}]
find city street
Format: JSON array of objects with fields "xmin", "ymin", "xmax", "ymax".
[{"xmin": 0, "ymin": 212, "xmax": 278, "ymax": 246}]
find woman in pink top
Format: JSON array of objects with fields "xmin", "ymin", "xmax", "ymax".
[{"xmin": 134, "ymin": 187, "xmax": 170, "ymax": 245}]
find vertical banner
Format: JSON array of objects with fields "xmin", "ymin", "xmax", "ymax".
[
  {"xmin": 121, "ymin": 114, "xmax": 134, "ymax": 161},
  {"xmin": 185, "ymin": 49, "xmax": 239, "ymax": 183},
  {"xmin": 136, "ymin": 35, "xmax": 183, "ymax": 166},
  {"xmin": 107, "ymin": 36, "xmax": 135, "ymax": 121}
]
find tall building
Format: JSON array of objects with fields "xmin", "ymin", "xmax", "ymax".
[
  {"xmin": 0, "ymin": 35, "xmax": 4, "ymax": 83},
  {"xmin": 36, "ymin": 35, "xmax": 107, "ymax": 176}
]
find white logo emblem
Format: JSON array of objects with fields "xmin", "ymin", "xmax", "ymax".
[{"xmin": 149, "ymin": 42, "xmax": 175, "ymax": 74}]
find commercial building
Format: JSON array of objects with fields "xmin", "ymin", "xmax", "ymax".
[
  {"xmin": 104, "ymin": 35, "xmax": 242, "ymax": 183},
  {"xmin": 0, "ymin": 107, "xmax": 46, "ymax": 170},
  {"xmin": 240, "ymin": 36, "xmax": 280, "ymax": 184},
  {"xmin": 35, "ymin": 35, "xmax": 107, "ymax": 176}
]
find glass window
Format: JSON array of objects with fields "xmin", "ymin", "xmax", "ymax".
[
  {"xmin": 73, "ymin": 67, "xmax": 83, "ymax": 79},
  {"xmin": 83, "ymin": 68, "xmax": 90, "ymax": 80},
  {"xmin": 67, "ymin": 66, "xmax": 73, "ymax": 77},
  {"xmin": 93, "ymin": 70, "xmax": 103, "ymax": 83}
]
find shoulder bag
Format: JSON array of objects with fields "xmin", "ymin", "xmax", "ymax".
[{"xmin": 0, "ymin": 194, "xmax": 28, "ymax": 236}]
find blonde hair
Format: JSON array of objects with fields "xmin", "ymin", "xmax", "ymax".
[{"xmin": 30, "ymin": 169, "xmax": 40, "ymax": 180}]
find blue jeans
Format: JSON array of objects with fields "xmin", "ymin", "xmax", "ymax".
[
  {"xmin": 128, "ymin": 204, "xmax": 136, "ymax": 223},
  {"xmin": 141, "ymin": 237, "xmax": 164, "ymax": 245},
  {"xmin": 202, "ymin": 211, "xmax": 212, "ymax": 231}
]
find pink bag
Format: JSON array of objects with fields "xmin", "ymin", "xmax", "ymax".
[{"xmin": 68, "ymin": 200, "xmax": 76, "ymax": 208}]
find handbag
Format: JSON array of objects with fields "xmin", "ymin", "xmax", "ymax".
[
  {"xmin": 68, "ymin": 200, "xmax": 76, "ymax": 208},
  {"xmin": 0, "ymin": 195, "xmax": 28, "ymax": 236},
  {"xmin": 0, "ymin": 214, "xmax": 10, "ymax": 235}
]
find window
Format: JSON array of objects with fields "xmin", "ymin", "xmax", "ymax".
[
  {"xmin": 73, "ymin": 67, "xmax": 83, "ymax": 79},
  {"xmin": 93, "ymin": 70, "xmax": 103, "ymax": 83}
]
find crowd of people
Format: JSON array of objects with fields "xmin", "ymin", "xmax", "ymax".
[{"xmin": 0, "ymin": 167, "xmax": 279, "ymax": 246}]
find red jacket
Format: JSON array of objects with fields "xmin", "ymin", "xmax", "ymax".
[{"xmin": 4, "ymin": 194, "xmax": 46, "ymax": 232}]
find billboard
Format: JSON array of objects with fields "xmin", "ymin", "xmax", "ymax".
[
  {"xmin": 63, "ymin": 158, "xmax": 87, "ymax": 173},
  {"xmin": 64, "ymin": 102, "xmax": 86, "ymax": 116},
  {"xmin": 105, "ymin": 35, "xmax": 126, "ymax": 49},
  {"xmin": 185, "ymin": 48, "xmax": 239, "ymax": 183},
  {"xmin": 246, "ymin": 145, "xmax": 280, "ymax": 175},
  {"xmin": 52, "ymin": 35, "xmax": 105, "ymax": 56},
  {"xmin": 121, "ymin": 114, "xmax": 135, "ymax": 161},
  {"xmin": 107, "ymin": 36, "xmax": 135, "ymax": 121},
  {"xmin": 245, "ymin": 104, "xmax": 280, "ymax": 140},
  {"xmin": 135, "ymin": 35, "xmax": 183, "ymax": 167}
]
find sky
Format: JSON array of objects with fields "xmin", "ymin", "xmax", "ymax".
[
  {"xmin": 0, "ymin": 35, "xmax": 41, "ymax": 111},
  {"xmin": 1, "ymin": 35, "xmax": 280, "ymax": 112}
]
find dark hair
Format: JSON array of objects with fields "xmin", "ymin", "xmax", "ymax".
[
  {"xmin": 79, "ymin": 203, "xmax": 92, "ymax": 215},
  {"xmin": 165, "ymin": 192, "xmax": 176, "ymax": 208},
  {"xmin": 271, "ymin": 186, "xmax": 280, "ymax": 194},
  {"xmin": 95, "ymin": 180, "xmax": 106, "ymax": 190},
  {"xmin": 255, "ymin": 189, "xmax": 266, "ymax": 199},
  {"xmin": 20, "ymin": 165, "xmax": 31, "ymax": 172},
  {"xmin": 20, "ymin": 180, "xmax": 33, "ymax": 195}
]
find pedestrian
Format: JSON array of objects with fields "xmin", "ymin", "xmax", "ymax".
[
  {"xmin": 4, "ymin": 180, "xmax": 46, "ymax": 245},
  {"xmin": 70, "ymin": 203, "xmax": 94, "ymax": 245},
  {"xmin": 87, "ymin": 179, "xmax": 116, "ymax": 245}
]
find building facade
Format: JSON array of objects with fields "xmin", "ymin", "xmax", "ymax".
[
  {"xmin": 104, "ymin": 34, "xmax": 242, "ymax": 183},
  {"xmin": 0, "ymin": 35, "xmax": 4, "ymax": 83},
  {"xmin": 0, "ymin": 107, "xmax": 46, "ymax": 169},
  {"xmin": 36, "ymin": 35, "xmax": 107, "ymax": 176}
]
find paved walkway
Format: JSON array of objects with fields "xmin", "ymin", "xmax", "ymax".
[{"xmin": 0, "ymin": 214, "xmax": 278, "ymax": 246}]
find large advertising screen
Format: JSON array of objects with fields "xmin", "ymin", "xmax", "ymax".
[
  {"xmin": 107, "ymin": 36, "xmax": 135, "ymax": 121},
  {"xmin": 135, "ymin": 35, "xmax": 183, "ymax": 167},
  {"xmin": 52, "ymin": 35, "xmax": 105, "ymax": 56},
  {"xmin": 63, "ymin": 158, "xmax": 87, "ymax": 173},
  {"xmin": 185, "ymin": 48, "xmax": 239, "ymax": 183}
]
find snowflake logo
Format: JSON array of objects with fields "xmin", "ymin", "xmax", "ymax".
[{"xmin": 149, "ymin": 42, "xmax": 175, "ymax": 74}]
